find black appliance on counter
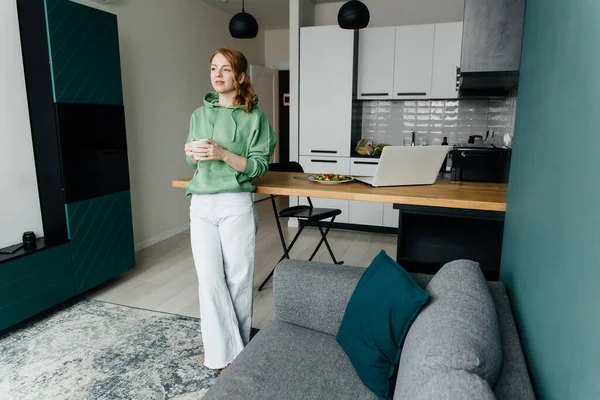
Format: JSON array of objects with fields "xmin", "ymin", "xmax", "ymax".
[{"xmin": 449, "ymin": 146, "xmax": 511, "ymax": 183}]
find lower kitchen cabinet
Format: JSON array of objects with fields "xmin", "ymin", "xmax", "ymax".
[
  {"xmin": 350, "ymin": 158, "xmax": 379, "ymax": 177},
  {"xmin": 350, "ymin": 159, "xmax": 384, "ymax": 227},
  {"xmin": 383, "ymin": 203, "xmax": 400, "ymax": 228},
  {"xmin": 300, "ymin": 197, "xmax": 349, "ymax": 224},
  {"xmin": 349, "ymin": 201, "xmax": 383, "ymax": 226},
  {"xmin": 299, "ymin": 156, "xmax": 350, "ymax": 224},
  {"xmin": 299, "ymin": 156, "xmax": 350, "ymax": 175}
]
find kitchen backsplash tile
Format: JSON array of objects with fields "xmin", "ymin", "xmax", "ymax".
[{"xmin": 360, "ymin": 92, "xmax": 517, "ymax": 147}]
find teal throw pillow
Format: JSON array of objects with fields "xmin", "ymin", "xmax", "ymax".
[{"xmin": 336, "ymin": 250, "xmax": 430, "ymax": 400}]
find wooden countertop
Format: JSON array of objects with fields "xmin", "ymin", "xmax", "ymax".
[{"xmin": 172, "ymin": 172, "xmax": 507, "ymax": 212}]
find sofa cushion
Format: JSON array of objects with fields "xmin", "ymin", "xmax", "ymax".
[
  {"xmin": 414, "ymin": 370, "xmax": 496, "ymax": 400},
  {"xmin": 394, "ymin": 260, "xmax": 502, "ymax": 399},
  {"xmin": 274, "ymin": 260, "xmax": 365, "ymax": 336},
  {"xmin": 408, "ymin": 272, "xmax": 535, "ymax": 399},
  {"xmin": 489, "ymin": 285, "xmax": 536, "ymax": 400},
  {"xmin": 336, "ymin": 250, "xmax": 430, "ymax": 400},
  {"xmin": 204, "ymin": 320, "xmax": 377, "ymax": 400}
]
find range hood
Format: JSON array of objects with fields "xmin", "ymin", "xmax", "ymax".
[
  {"xmin": 459, "ymin": 71, "xmax": 520, "ymax": 98},
  {"xmin": 458, "ymin": 0, "xmax": 526, "ymax": 98}
]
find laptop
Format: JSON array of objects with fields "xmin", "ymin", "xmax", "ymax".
[{"xmin": 354, "ymin": 145, "xmax": 450, "ymax": 187}]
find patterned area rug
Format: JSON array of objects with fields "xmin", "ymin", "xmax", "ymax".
[{"xmin": 0, "ymin": 299, "xmax": 252, "ymax": 399}]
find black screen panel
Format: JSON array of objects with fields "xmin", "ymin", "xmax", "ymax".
[{"xmin": 56, "ymin": 103, "xmax": 130, "ymax": 204}]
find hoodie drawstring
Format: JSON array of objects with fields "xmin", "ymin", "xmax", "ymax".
[
  {"xmin": 205, "ymin": 99, "xmax": 240, "ymax": 142},
  {"xmin": 208, "ymin": 108, "xmax": 216, "ymax": 140},
  {"xmin": 230, "ymin": 108, "xmax": 238, "ymax": 142}
]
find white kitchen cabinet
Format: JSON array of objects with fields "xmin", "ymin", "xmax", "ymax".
[
  {"xmin": 431, "ymin": 22, "xmax": 464, "ymax": 99},
  {"xmin": 298, "ymin": 156, "xmax": 350, "ymax": 224},
  {"xmin": 350, "ymin": 158, "xmax": 379, "ymax": 177},
  {"xmin": 299, "ymin": 197, "xmax": 350, "ymax": 224},
  {"xmin": 393, "ymin": 24, "xmax": 435, "ymax": 100},
  {"xmin": 299, "ymin": 156, "xmax": 350, "ymax": 175},
  {"xmin": 349, "ymin": 201, "xmax": 383, "ymax": 226},
  {"xmin": 383, "ymin": 203, "xmax": 400, "ymax": 228},
  {"xmin": 349, "ymin": 158, "xmax": 383, "ymax": 226},
  {"xmin": 299, "ymin": 26, "xmax": 354, "ymax": 157},
  {"xmin": 357, "ymin": 27, "xmax": 396, "ymax": 100}
]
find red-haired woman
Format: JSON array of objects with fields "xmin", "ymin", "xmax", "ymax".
[{"xmin": 184, "ymin": 47, "xmax": 276, "ymax": 372}]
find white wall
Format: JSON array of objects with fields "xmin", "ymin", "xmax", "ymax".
[
  {"xmin": 290, "ymin": 0, "xmax": 315, "ymax": 167},
  {"xmin": 0, "ymin": 2, "xmax": 44, "ymax": 249},
  {"xmin": 287, "ymin": 0, "xmax": 315, "ymax": 227},
  {"xmin": 72, "ymin": 0, "xmax": 265, "ymax": 250},
  {"xmin": 265, "ymin": 29, "xmax": 290, "ymax": 70},
  {"xmin": 315, "ymin": 0, "xmax": 464, "ymax": 27}
]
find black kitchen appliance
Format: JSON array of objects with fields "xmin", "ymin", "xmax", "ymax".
[{"xmin": 450, "ymin": 146, "xmax": 511, "ymax": 183}]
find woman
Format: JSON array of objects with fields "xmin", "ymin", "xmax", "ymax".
[{"xmin": 184, "ymin": 47, "xmax": 276, "ymax": 371}]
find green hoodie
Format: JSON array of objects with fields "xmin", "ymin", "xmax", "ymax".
[{"xmin": 185, "ymin": 92, "xmax": 276, "ymax": 197}]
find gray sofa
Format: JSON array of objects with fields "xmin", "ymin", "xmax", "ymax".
[{"xmin": 205, "ymin": 260, "xmax": 535, "ymax": 399}]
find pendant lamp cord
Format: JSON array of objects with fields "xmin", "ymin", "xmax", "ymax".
[{"xmin": 242, "ymin": 0, "xmax": 245, "ymax": 13}]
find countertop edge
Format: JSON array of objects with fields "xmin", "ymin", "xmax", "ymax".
[{"xmin": 172, "ymin": 176, "xmax": 506, "ymax": 212}]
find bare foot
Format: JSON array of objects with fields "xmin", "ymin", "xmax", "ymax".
[
  {"xmin": 199, "ymin": 354, "xmax": 205, "ymax": 363},
  {"xmin": 219, "ymin": 364, "xmax": 230, "ymax": 375}
]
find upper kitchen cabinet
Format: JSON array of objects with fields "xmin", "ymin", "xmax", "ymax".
[
  {"xmin": 356, "ymin": 23, "xmax": 463, "ymax": 101},
  {"xmin": 459, "ymin": 0, "xmax": 526, "ymax": 96},
  {"xmin": 300, "ymin": 26, "xmax": 355, "ymax": 157},
  {"xmin": 431, "ymin": 22, "xmax": 463, "ymax": 99},
  {"xmin": 393, "ymin": 24, "xmax": 435, "ymax": 100},
  {"xmin": 357, "ymin": 27, "xmax": 396, "ymax": 100}
]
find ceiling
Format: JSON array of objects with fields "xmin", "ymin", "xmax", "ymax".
[{"xmin": 202, "ymin": 0, "xmax": 344, "ymax": 30}]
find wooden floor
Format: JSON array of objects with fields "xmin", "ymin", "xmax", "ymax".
[{"xmin": 87, "ymin": 196, "xmax": 397, "ymax": 329}]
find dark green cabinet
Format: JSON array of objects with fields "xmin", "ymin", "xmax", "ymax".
[
  {"xmin": 44, "ymin": 0, "xmax": 124, "ymax": 105},
  {"xmin": 66, "ymin": 190, "xmax": 135, "ymax": 295},
  {"xmin": 5, "ymin": 0, "xmax": 135, "ymax": 332},
  {"xmin": 0, "ymin": 244, "xmax": 74, "ymax": 331}
]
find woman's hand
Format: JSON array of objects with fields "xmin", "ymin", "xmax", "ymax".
[
  {"xmin": 195, "ymin": 139, "xmax": 227, "ymax": 161},
  {"xmin": 187, "ymin": 139, "xmax": 248, "ymax": 172},
  {"xmin": 185, "ymin": 142, "xmax": 198, "ymax": 164}
]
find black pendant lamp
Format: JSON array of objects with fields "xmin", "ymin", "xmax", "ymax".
[
  {"xmin": 229, "ymin": 0, "xmax": 259, "ymax": 39},
  {"xmin": 338, "ymin": 0, "xmax": 370, "ymax": 30}
]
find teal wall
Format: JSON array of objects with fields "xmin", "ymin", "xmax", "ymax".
[
  {"xmin": 500, "ymin": 1, "xmax": 600, "ymax": 399},
  {"xmin": 0, "ymin": 244, "xmax": 74, "ymax": 331},
  {"xmin": 44, "ymin": 0, "xmax": 123, "ymax": 104}
]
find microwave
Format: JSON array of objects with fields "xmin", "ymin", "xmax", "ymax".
[{"xmin": 449, "ymin": 147, "xmax": 511, "ymax": 183}]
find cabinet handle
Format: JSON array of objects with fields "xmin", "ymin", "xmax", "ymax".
[
  {"xmin": 353, "ymin": 161, "xmax": 379, "ymax": 165},
  {"xmin": 311, "ymin": 150, "xmax": 337, "ymax": 154},
  {"xmin": 397, "ymin": 92, "xmax": 427, "ymax": 96},
  {"xmin": 311, "ymin": 159, "xmax": 338, "ymax": 163},
  {"xmin": 459, "ymin": 151, "xmax": 503, "ymax": 158},
  {"xmin": 456, "ymin": 66, "xmax": 461, "ymax": 91},
  {"xmin": 361, "ymin": 93, "xmax": 389, "ymax": 96}
]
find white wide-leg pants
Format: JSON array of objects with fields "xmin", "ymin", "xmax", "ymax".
[{"xmin": 189, "ymin": 192, "xmax": 257, "ymax": 370}]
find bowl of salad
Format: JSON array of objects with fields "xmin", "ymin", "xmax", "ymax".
[{"xmin": 308, "ymin": 174, "xmax": 354, "ymax": 184}]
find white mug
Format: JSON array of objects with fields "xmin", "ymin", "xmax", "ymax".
[{"xmin": 192, "ymin": 139, "xmax": 209, "ymax": 160}]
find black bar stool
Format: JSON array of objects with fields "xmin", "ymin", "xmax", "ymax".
[{"xmin": 258, "ymin": 162, "xmax": 344, "ymax": 291}]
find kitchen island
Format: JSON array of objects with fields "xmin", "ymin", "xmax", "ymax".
[{"xmin": 173, "ymin": 172, "xmax": 508, "ymax": 279}]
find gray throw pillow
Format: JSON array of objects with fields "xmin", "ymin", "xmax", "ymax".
[
  {"xmin": 414, "ymin": 370, "xmax": 496, "ymax": 400},
  {"xmin": 393, "ymin": 260, "xmax": 502, "ymax": 399}
]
